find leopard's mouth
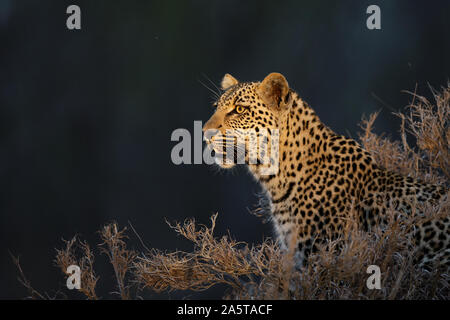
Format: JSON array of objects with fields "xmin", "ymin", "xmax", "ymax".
[
  {"xmin": 204, "ymin": 130, "xmax": 278, "ymax": 169},
  {"xmin": 204, "ymin": 137, "xmax": 244, "ymax": 168},
  {"xmin": 204, "ymin": 133, "xmax": 276, "ymax": 168},
  {"xmin": 211, "ymin": 145, "xmax": 240, "ymax": 168}
]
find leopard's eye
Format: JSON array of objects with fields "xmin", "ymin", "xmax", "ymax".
[{"xmin": 235, "ymin": 105, "xmax": 246, "ymax": 114}]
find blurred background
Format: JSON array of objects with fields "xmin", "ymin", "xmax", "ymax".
[{"xmin": 0, "ymin": 0, "xmax": 449, "ymax": 299}]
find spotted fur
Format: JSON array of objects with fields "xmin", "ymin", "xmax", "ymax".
[{"xmin": 203, "ymin": 73, "xmax": 449, "ymax": 268}]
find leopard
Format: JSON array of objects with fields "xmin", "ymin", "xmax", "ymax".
[{"xmin": 202, "ymin": 72, "xmax": 449, "ymax": 269}]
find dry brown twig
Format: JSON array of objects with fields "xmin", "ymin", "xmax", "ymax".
[
  {"xmin": 54, "ymin": 236, "xmax": 99, "ymax": 300},
  {"xmin": 134, "ymin": 213, "xmax": 284, "ymax": 294},
  {"xmin": 98, "ymin": 223, "xmax": 137, "ymax": 300},
  {"xmin": 359, "ymin": 84, "xmax": 449, "ymax": 184},
  {"xmin": 11, "ymin": 254, "xmax": 48, "ymax": 300}
]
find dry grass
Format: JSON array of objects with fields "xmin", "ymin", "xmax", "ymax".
[
  {"xmin": 55, "ymin": 237, "xmax": 99, "ymax": 299},
  {"xmin": 14, "ymin": 85, "xmax": 450, "ymax": 299},
  {"xmin": 53, "ymin": 223, "xmax": 139, "ymax": 299},
  {"xmin": 98, "ymin": 224, "xmax": 137, "ymax": 299},
  {"xmin": 134, "ymin": 214, "xmax": 284, "ymax": 296},
  {"xmin": 13, "ymin": 223, "xmax": 139, "ymax": 300},
  {"xmin": 359, "ymin": 84, "xmax": 449, "ymax": 184}
]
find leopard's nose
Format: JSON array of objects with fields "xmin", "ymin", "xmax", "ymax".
[
  {"xmin": 203, "ymin": 128, "xmax": 220, "ymax": 144},
  {"xmin": 203, "ymin": 116, "xmax": 222, "ymax": 143},
  {"xmin": 203, "ymin": 112, "xmax": 223, "ymax": 133},
  {"xmin": 202, "ymin": 123, "xmax": 222, "ymax": 134}
]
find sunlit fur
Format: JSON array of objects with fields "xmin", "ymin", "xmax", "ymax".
[{"xmin": 203, "ymin": 73, "xmax": 449, "ymax": 268}]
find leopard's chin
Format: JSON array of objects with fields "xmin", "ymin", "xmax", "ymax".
[
  {"xmin": 214, "ymin": 153, "xmax": 237, "ymax": 169},
  {"xmin": 216, "ymin": 162, "xmax": 236, "ymax": 169}
]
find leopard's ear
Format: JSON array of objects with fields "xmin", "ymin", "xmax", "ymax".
[
  {"xmin": 221, "ymin": 73, "xmax": 239, "ymax": 90},
  {"xmin": 257, "ymin": 73, "xmax": 290, "ymax": 110}
]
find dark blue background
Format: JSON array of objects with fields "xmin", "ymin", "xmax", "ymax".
[{"xmin": 0, "ymin": 0, "xmax": 449, "ymax": 298}]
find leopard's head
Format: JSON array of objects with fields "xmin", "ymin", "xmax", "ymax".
[{"xmin": 203, "ymin": 72, "xmax": 292, "ymax": 169}]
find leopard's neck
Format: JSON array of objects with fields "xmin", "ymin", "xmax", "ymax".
[{"xmin": 249, "ymin": 93, "xmax": 336, "ymax": 204}]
